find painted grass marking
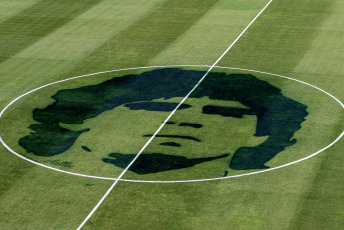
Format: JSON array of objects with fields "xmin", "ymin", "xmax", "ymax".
[{"xmin": 1, "ymin": 65, "xmax": 343, "ymax": 183}]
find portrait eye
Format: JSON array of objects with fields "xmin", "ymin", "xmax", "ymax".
[
  {"xmin": 124, "ymin": 102, "xmax": 191, "ymax": 112},
  {"xmin": 202, "ymin": 105, "xmax": 255, "ymax": 118}
]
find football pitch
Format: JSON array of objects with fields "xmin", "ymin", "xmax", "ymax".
[{"xmin": 0, "ymin": 0, "xmax": 344, "ymax": 229}]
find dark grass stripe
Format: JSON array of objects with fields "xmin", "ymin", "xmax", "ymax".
[
  {"xmin": 0, "ymin": 0, "xmax": 102, "ymax": 64},
  {"xmin": 68, "ymin": 0, "xmax": 221, "ymax": 74}
]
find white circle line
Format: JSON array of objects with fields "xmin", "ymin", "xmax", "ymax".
[{"xmin": 0, "ymin": 65, "xmax": 343, "ymax": 183}]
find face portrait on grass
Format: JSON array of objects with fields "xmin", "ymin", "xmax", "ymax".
[{"xmin": 19, "ymin": 68, "xmax": 308, "ymax": 176}]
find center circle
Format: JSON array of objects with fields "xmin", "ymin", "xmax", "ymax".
[{"xmin": 1, "ymin": 65, "xmax": 343, "ymax": 183}]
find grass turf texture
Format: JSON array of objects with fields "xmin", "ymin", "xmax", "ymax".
[{"xmin": 0, "ymin": 0, "xmax": 344, "ymax": 229}]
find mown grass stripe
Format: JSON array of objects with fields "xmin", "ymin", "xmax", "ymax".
[
  {"xmin": 0, "ymin": 0, "xmax": 41, "ymax": 24},
  {"xmin": 67, "ymin": 0, "xmax": 221, "ymax": 74},
  {"xmin": 218, "ymin": 0, "xmax": 336, "ymax": 75},
  {"xmin": 0, "ymin": 0, "xmax": 102, "ymax": 64},
  {"xmin": 0, "ymin": 1, "xmax": 163, "ymax": 107}
]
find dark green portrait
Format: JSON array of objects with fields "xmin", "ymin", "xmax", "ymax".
[{"xmin": 19, "ymin": 68, "xmax": 308, "ymax": 175}]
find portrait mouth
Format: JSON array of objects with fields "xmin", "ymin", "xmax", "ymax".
[{"xmin": 102, "ymin": 152, "xmax": 230, "ymax": 174}]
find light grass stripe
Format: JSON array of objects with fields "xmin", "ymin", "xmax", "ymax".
[
  {"xmin": 0, "ymin": 0, "xmax": 162, "ymax": 105},
  {"xmin": 0, "ymin": 0, "xmax": 40, "ymax": 23}
]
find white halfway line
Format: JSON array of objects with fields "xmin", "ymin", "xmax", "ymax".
[{"xmin": 76, "ymin": 0, "xmax": 274, "ymax": 229}]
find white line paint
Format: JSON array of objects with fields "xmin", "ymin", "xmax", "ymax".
[
  {"xmin": 75, "ymin": 0, "xmax": 275, "ymax": 228},
  {"xmin": 1, "ymin": 65, "xmax": 343, "ymax": 182}
]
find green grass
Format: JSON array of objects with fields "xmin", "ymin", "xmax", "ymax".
[{"xmin": 1, "ymin": 0, "xmax": 344, "ymax": 229}]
